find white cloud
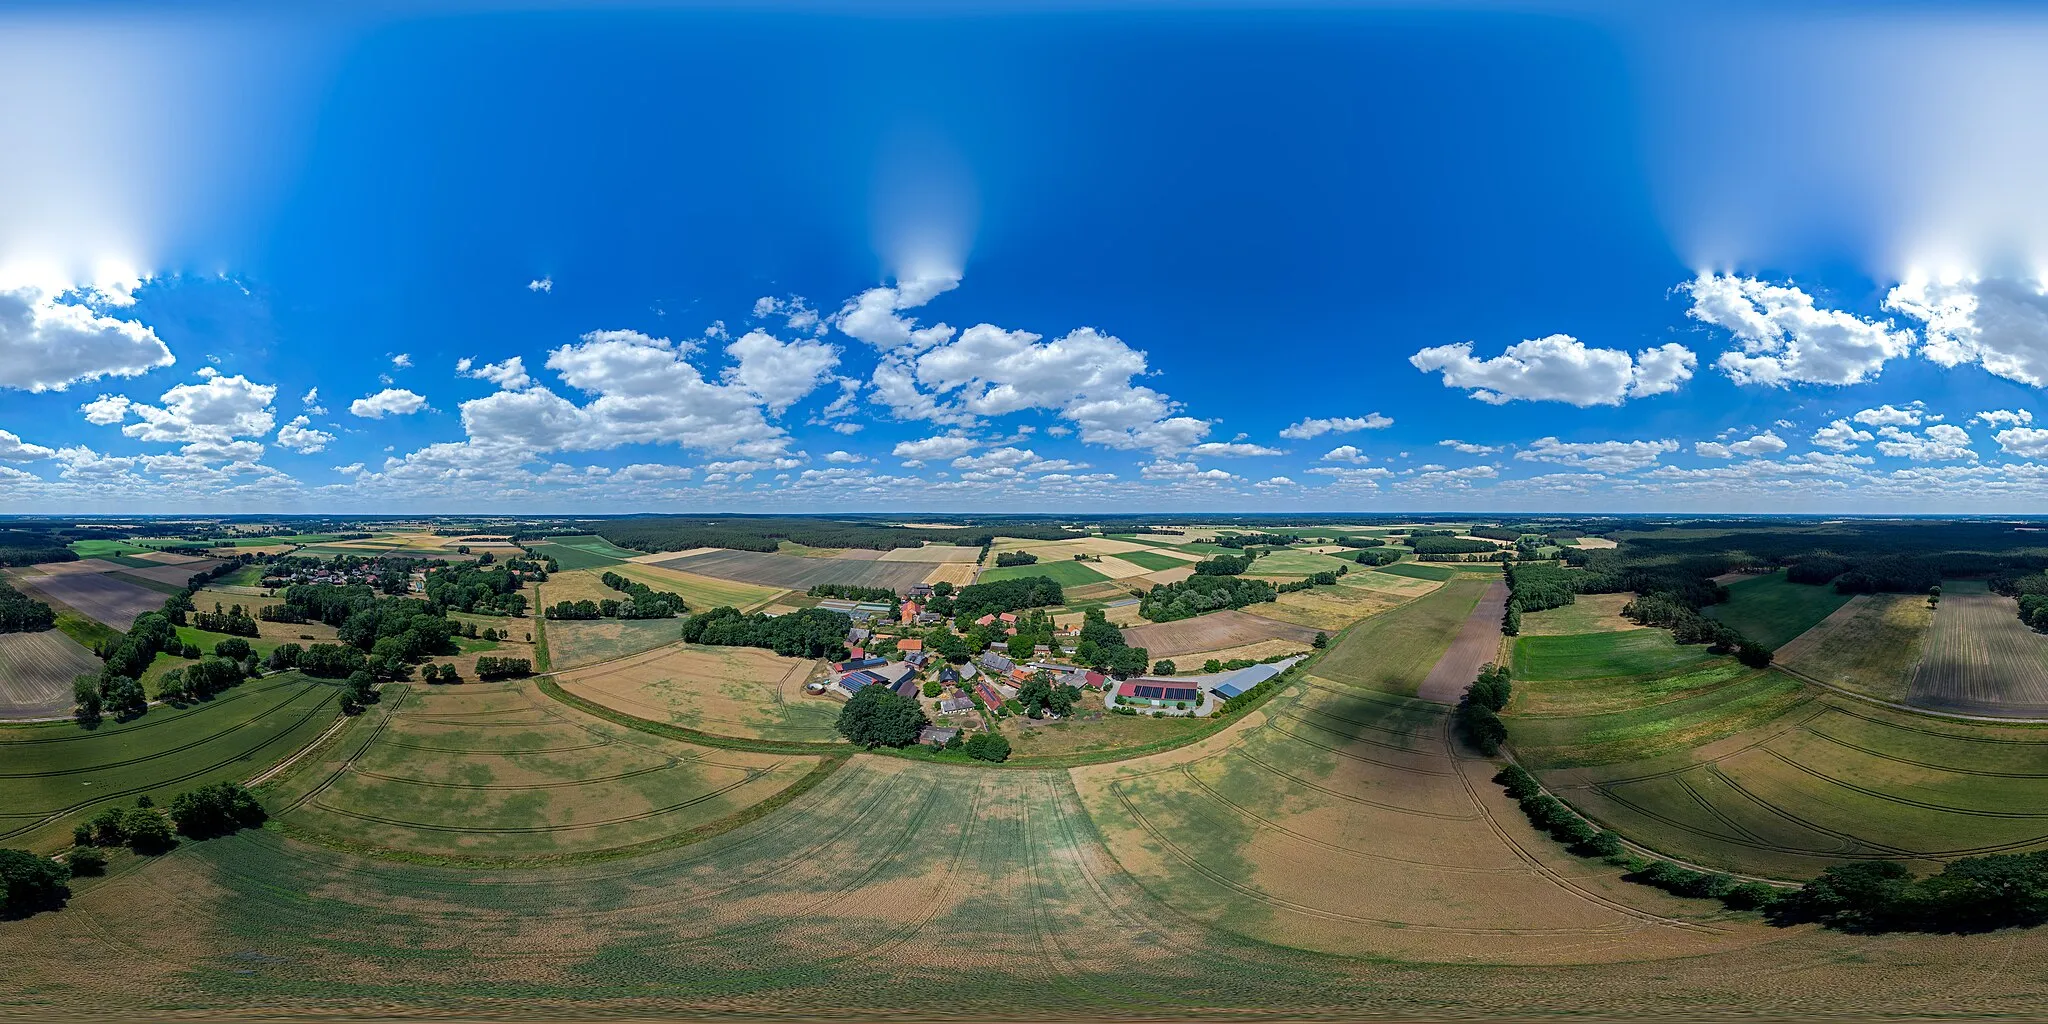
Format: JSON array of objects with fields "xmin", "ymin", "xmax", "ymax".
[
  {"xmin": 1696, "ymin": 431, "xmax": 1787, "ymax": 459},
  {"xmin": 1409, "ymin": 335, "xmax": 1695, "ymax": 406},
  {"xmin": 1874, "ymin": 423, "xmax": 1976, "ymax": 461},
  {"xmin": 754, "ymin": 295, "xmax": 822, "ymax": 335},
  {"xmin": 276, "ymin": 415, "xmax": 335, "ymax": 454},
  {"xmin": 528, "ymin": 277, "xmax": 553, "ymax": 293},
  {"xmin": 834, "ymin": 272, "xmax": 960, "ymax": 351},
  {"xmin": 1887, "ymin": 276, "xmax": 2048, "ymax": 388},
  {"xmin": 301, "ymin": 387, "xmax": 327, "ymax": 415},
  {"xmin": 1974, "ymin": 409, "xmax": 2034, "ymax": 428},
  {"xmin": 824, "ymin": 450, "xmax": 865, "ymax": 464},
  {"xmin": 390, "ymin": 353, "xmax": 412, "ymax": 369},
  {"xmin": 1684, "ymin": 273, "xmax": 1914, "ymax": 386},
  {"xmin": 333, "ymin": 462, "xmax": 365, "ymax": 475},
  {"xmin": 1516, "ymin": 436, "xmax": 1677, "ymax": 472},
  {"xmin": 0, "ymin": 277, "xmax": 175, "ymax": 392},
  {"xmin": 118, "ymin": 374, "xmax": 276, "ymax": 446},
  {"xmin": 1810, "ymin": 419, "xmax": 1876, "ymax": 452},
  {"xmin": 0, "ymin": 428, "xmax": 55, "ymax": 461},
  {"xmin": 950, "ymin": 447, "xmax": 1085, "ymax": 479},
  {"xmin": 1278, "ymin": 414, "xmax": 1392, "ymax": 439},
  {"xmin": 350, "ymin": 388, "xmax": 429, "ymax": 419},
  {"xmin": 457, "ymin": 355, "xmax": 533, "ymax": 391},
  {"xmin": 1254, "ymin": 476, "xmax": 1299, "ymax": 488},
  {"xmin": 1189, "ymin": 442, "xmax": 1284, "ymax": 457},
  {"xmin": 891, "ymin": 435, "xmax": 979, "ymax": 464},
  {"xmin": 1438, "ymin": 439, "xmax": 1503, "ymax": 455},
  {"xmin": 79, "ymin": 394, "xmax": 133, "ymax": 426},
  {"xmin": 722, "ymin": 330, "xmax": 839, "ymax": 415},
  {"xmin": 1320, "ymin": 445, "xmax": 1371, "ymax": 464},
  {"xmin": 1852, "ymin": 402, "xmax": 1925, "ymax": 426}
]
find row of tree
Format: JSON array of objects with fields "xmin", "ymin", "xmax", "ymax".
[{"xmin": 807, "ymin": 583, "xmax": 898, "ymax": 603}]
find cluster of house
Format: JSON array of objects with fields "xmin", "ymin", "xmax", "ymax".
[{"xmin": 258, "ymin": 565, "xmax": 388, "ymax": 589}]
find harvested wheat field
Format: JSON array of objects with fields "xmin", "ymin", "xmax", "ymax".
[
  {"xmin": 15, "ymin": 571, "xmax": 164, "ymax": 629},
  {"xmin": 0, "ymin": 629, "xmax": 101, "ymax": 719},
  {"xmin": 1121, "ymin": 609, "xmax": 1323, "ymax": 658},
  {"xmin": 1241, "ymin": 583, "xmax": 1403, "ymax": 631},
  {"xmin": 922, "ymin": 561, "xmax": 978, "ymax": 587},
  {"xmin": 557, "ymin": 642, "xmax": 839, "ymax": 743},
  {"xmin": 987, "ymin": 536, "xmax": 1164, "ymax": 561},
  {"xmin": 131, "ymin": 549, "xmax": 207, "ymax": 565},
  {"xmin": 265, "ymin": 679, "xmax": 818, "ymax": 861},
  {"xmin": 1138, "ymin": 564, "xmax": 1195, "ymax": 586},
  {"xmin": 24, "ymin": 558, "xmax": 128, "ymax": 576},
  {"xmin": 1907, "ymin": 586, "xmax": 2048, "ymax": 716},
  {"xmin": 1775, "ymin": 593, "xmax": 1932, "ymax": 703},
  {"xmin": 876, "ymin": 544, "xmax": 981, "ymax": 562},
  {"xmin": 650, "ymin": 548, "xmax": 932, "ymax": 594},
  {"xmin": 546, "ymin": 617, "xmax": 691, "ymax": 669}
]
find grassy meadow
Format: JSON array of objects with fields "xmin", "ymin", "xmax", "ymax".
[{"xmin": 1706, "ymin": 571, "xmax": 1854, "ymax": 649}]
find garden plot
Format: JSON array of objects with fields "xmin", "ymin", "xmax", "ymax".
[
  {"xmin": 1121, "ymin": 609, "xmax": 1323, "ymax": 658},
  {"xmin": 556, "ymin": 642, "xmax": 839, "ymax": 743},
  {"xmin": 0, "ymin": 630, "xmax": 100, "ymax": 719},
  {"xmin": 1908, "ymin": 589, "xmax": 2048, "ymax": 716},
  {"xmin": 650, "ymin": 548, "xmax": 933, "ymax": 594}
]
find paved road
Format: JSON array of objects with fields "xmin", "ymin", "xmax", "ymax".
[{"xmin": 1417, "ymin": 579, "xmax": 1509, "ymax": 704}]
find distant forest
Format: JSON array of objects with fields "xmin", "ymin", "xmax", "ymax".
[{"xmin": 583, "ymin": 516, "xmax": 1080, "ymax": 554}]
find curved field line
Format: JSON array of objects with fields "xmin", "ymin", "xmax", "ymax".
[
  {"xmin": 268, "ymin": 687, "xmax": 409, "ymax": 816},
  {"xmin": 1284, "ymin": 699, "xmax": 1457, "ymax": 747},
  {"xmin": 1589, "ymin": 777, "xmax": 1858, "ymax": 859},
  {"xmin": 346, "ymin": 760, "xmax": 684, "ymax": 791},
  {"xmin": 374, "ymin": 735, "xmax": 615, "ymax": 755},
  {"xmin": 1227, "ymin": 746, "xmax": 1480, "ymax": 821},
  {"xmin": 1758, "ymin": 747, "xmax": 2048, "ymax": 820},
  {"xmin": 1703, "ymin": 763, "xmax": 1918, "ymax": 857},
  {"xmin": 1675, "ymin": 772, "xmax": 1767, "ymax": 845},
  {"xmin": 1796, "ymin": 722, "xmax": 2048, "ymax": 779},
  {"xmin": 0, "ymin": 676, "xmax": 307, "ymax": 751},
  {"xmin": 1298, "ymin": 678, "xmax": 1451, "ymax": 717},
  {"xmin": 1178, "ymin": 765, "xmax": 1529, "ymax": 874},
  {"xmin": 1816, "ymin": 699, "xmax": 2048, "ymax": 744},
  {"xmin": 853, "ymin": 779, "xmax": 989, "ymax": 962},
  {"xmin": 1559, "ymin": 702, "xmax": 1831, "ymax": 789},
  {"xmin": 1262, "ymin": 713, "xmax": 1459, "ymax": 776},
  {"xmin": 0, "ymin": 680, "xmax": 330, "ymax": 779},
  {"xmin": 305, "ymin": 764, "xmax": 782, "ymax": 834}
]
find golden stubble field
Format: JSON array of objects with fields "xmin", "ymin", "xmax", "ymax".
[{"xmin": 556, "ymin": 642, "xmax": 840, "ymax": 743}]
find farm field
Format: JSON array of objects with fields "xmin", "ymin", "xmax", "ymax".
[
  {"xmin": 1158, "ymin": 637, "xmax": 1311, "ymax": 666},
  {"xmin": 1138, "ymin": 565, "xmax": 1195, "ymax": 586},
  {"xmin": 532, "ymin": 534, "xmax": 641, "ymax": 570},
  {"xmin": 1775, "ymin": 594, "xmax": 1932, "ymax": 703},
  {"xmin": 66, "ymin": 538, "xmax": 149, "ymax": 558},
  {"xmin": 1309, "ymin": 579, "xmax": 1487, "ymax": 697},
  {"xmin": 1115, "ymin": 548, "xmax": 1193, "ymax": 571},
  {"xmin": 0, "ymin": 673, "xmax": 342, "ymax": 852},
  {"xmin": 1005, "ymin": 687, "xmax": 1206, "ymax": 759},
  {"xmin": 266, "ymin": 679, "xmax": 820, "ymax": 861},
  {"xmin": 543, "ymin": 618, "xmax": 690, "ymax": 669},
  {"xmin": 875, "ymin": 543, "xmax": 981, "ymax": 562},
  {"xmin": 0, "ymin": 629, "xmax": 100, "ymax": 719},
  {"xmin": 975, "ymin": 559, "xmax": 1113, "ymax": 587},
  {"xmin": 556, "ymin": 642, "xmax": 838, "ymax": 743},
  {"xmin": 1120, "ymin": 608, "xmax": 1322, "ymax": 658},
  {"xmin": 922, "ymin": 562, "xmax": 978, "ymax": 587},
  {"xmin": 190, "ymin": 589, "xmax": 343, "ymax": 643},
  {"xmin": 14, "ymin": 571, "xmax": 164, "ymax": 629},
  {"xmin": 987, "ymin": 536, "xmax": 1166, "ymax": 561},
  {"xmin": 651, "ymin": 548, "xmax": 933, "ymax": 593},
  {"xmin": 1511, "ymin": 629, "xmax": 1715, "ymax": 682},
  {"xmin": 1239, "ymin": 583, "xmax": 1402, "ymax": 631},
  {"xmin": 1240, "ymin": 548, "xmax": 1360, "ymax": 579},
  {"xmin": 1506, "ymin": 668, "xmax": 1805, "ymax": 769},
  {"xmin": 537, "ymin": 567, "xmax": 626, "ymax": 606},
  {"xmin": 610, "ymin": 562, "xmax": 785, "ymax": 610},
  {"xmin": 1908, "ymin": 588, "xmax": 2048, "ymax": 716},
  {"xmin": 1373, "ymin": 562, "xmax": 1457, "ymax": 582},
  {"xmin": 1540, "ymin": 690, "xmax": 2048, "ymax": 879},
  {"xmin": 1414, "ymin": 579, "xmax": 1508, "ymax": 703},
  {"xmin": 117, "ymin": 557, "xmax": 225, "ymax": 588},
  {"xmin": 1705, "ymin": 571, "xmax": 1855, "ymax": 650},
  {"xmin": 1517, "ymin": 592, "xmax": 1641, "ymax": 635}
]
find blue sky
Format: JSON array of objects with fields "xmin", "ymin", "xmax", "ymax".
[{"xmin": 4, "ymin": 2, "xmax": 2048, "ymax": 514}]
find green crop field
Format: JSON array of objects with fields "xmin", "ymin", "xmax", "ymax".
[
  {"xmin": 1115, "ymin": 548, "xmax": 1190, "ymax": 571},
  {"xmin": 1372, "ymin": 561, "xmax": 1456, "ymax": 581},
  {"xmin": 976, "ymin": 559, "xmax": 1112, "ymax": 586},
  {"xmin": 0, "ymin": 673, "xmax": 342, "ymax": 851},
  {"xmin": 265, "ymin": 680, "xmax": 821, "ymax": 862},
  {"xmin": 1241, "ymin": 548, "xmax": 1359, "ymax": 578},
  {"xmin": 1508, "ymin": 660, "xmax": 1761, "ymax": 718},
  {"xmin": 1308, "ymin": 578, "xmax": 1485, "ymax": 697},
  {"xmin": 531, "ymin": 534, "xmax": 641, "ymax": 569},
  {"xmin": 1705, "ymin": 570, "xmax": 1854, "ymax": 649},
  {"xmin": 1506, "ymin": 667, "xmax": 1803, "ymax": 768},
  {"xmin": 1775, "ymin": 593, "xmax": 1932, "ymax": 702},
  {"xmin": 66, "ymin": 539, "xmax": 148, "ymax": 559},
  {"xmin": 1510, "ymin": 629, "xmax": 1716, "ymax": 681}
]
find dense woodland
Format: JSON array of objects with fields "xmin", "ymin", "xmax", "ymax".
[
  {"xmin": 0, "ymin": 580, "xmax": 56, "ymax": 633},
  {"xmin": 678, "ymin": 606, "xmax": 853, "ymax": 658},
  {"xmin": 1140, "ymin": 574, "xmax": 1277, "ymax": 622}
]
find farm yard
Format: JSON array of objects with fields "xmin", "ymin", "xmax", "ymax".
[
  {"xmin": 0, "ymin": 630, "xmax": 101, "ymax": 718},
  {"xmin": 555, "ymin": 642, "xmax": 839, "ymax": 743},
  {"xmin": 266, "ymin": 680, "xmax": 820, "ymax": 861},
  {"xmin": 13, "ymin": 570, "xmax": 166, "ymax": 629},
  {"xmin": 1907, "ymin": 586, "xmax": 2048, "ymax": 716},
  {"xmin": 1775, "ymin": 594, "xmax": 1932, "ymax": 703},
  {"xmin": 649, "ymin": 548, "xmax": 934, "ymax": 593},
  {"xmin": 1120, "ymin": 608, "xmax": 1323, "ymax": 658}
]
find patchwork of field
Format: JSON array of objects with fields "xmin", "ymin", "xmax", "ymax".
[
  {"xmin": 546, "ymin": 618, "xmax": 692, "ymax": 669},
  {"xmin": 1908, "ymin": 589, "xmax": 2048, "ymax": 716},
  {"xmin": 0, "ymin": 673, "xmax": 342, "ymax": 851},
  {"xmin": 1517, "ymin": 593, "xmax": 1642, "ymax": 635},
  {"xmin": 113, "ymin": 557, "xmax": 224, "ymax": 588},
  {"xmin": 132, "ymin": 549, "xmax": 207, "ymax": 566},
  {"xmin": 1775, "ymin": 594, "xmax": 1932, "ymax": 704},
  {"xmin": 14, "ymin": 570, "xmax": 164, "ymax": 629},
  {"xmin": 989, "ymin": 536, "xmax": 1180, "ymax": 561},
  {"xmin": 266, "ymin": 680, "xmax": 819, "ymax": 861},
  {"xmin": 975, "ymin": 559, "xmax": 1114, "ymax": 587},
  {"xmin": 0, "ymin": 630, "xmax": 100, "ymax": 719},
  {"xmin": 1310, "ymin": 580, "xmax": 1487, "ymax": 697},
  {"xmin": 875, "ymin": 544, "xmax": 981, "ymax": 562},
  {"xmin": 651, "ymin": 548, "xmax": 933, "ymax": 594},
  {"xmin": 1705, "ymin": 571, "xmax": 1854, "ymax": 650},
  {"xmin": 1415, "ymin": 580, "xmax": 1508, "ymax": 703},
  {"xmin": 556, "ymin": 643, "xmax": 838, "ymax": 743},
  {"xmin": 25, "ymin": 557, "xmax": 129, "ymax": 576},
  {"xmin": 1540, "ymin": 691, "xmax": 2048, "ymax": 878},
  {"xmin": 1120, "ymin": 609, "xmax": 1323, "ymax": 658}
]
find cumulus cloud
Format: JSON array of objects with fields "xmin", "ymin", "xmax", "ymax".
[
  {"xmin": 891, "ymin": 435, "xmax": 979, "ymax": 465},
  {"xmin": 1684, "ymin": 273, "xmax": 1914, "ymax": 386},
  {"xmin": 79, "ymin": 394, "xmax": 133, "ymax": 426},
  {"xmin": 1810, "ymin": 419, "xmax": 1875, "ymax": 452},
  {"xmin": 527, "ymin": 277, "xmax": 553, "ymax": 293},
  {"xmin": 1439, "ymin": 439, "xmax": 1503, "ymax": 455},
  {"xmin": 457, "ymin": 355, "xmax": 533, "ymax": 391},
  {"xmin": 754, "ymin": 295, "xmax": 823, "ymax": 335},
  {"xmin": 1516, "ymin": 436, "xmax": 1677, "ymax": 472},
  {"xmin": 1320, "ymin": 445, "xmax": 1371, "ymax": 464},
  {"xmin": 834, "ymin": 272, "xmax": 960, "ymax": 351},
  {"xmin": 0, "ymin": 276, "xmax": 175, "ymax": 392},
  {"xmin": 1278, "ymin": 414, "xmax": 1392, "ymax": 439},
  {"xmin": 1254, "ymin": 476, "xmax": 1299, "ymax": 488},
  {"xmin": 1189, "ymin": 442, "xmax": 1284, "ymax": 457},
  {"xmin": 722, "ymin": 330, "xmax": 839, "ymax": 414},
  {"xmin": 301, "ymin": 387, "xmax": 326, "ymax": 415},
  {"xmin": 1994, "ymin": 427, "xmax": 2048, "ymax": 458},
  {"xmin": 276, "ymin": 415, "xmax": 335, "ymax": 454},
  {"xmin": 350, "ymin": 388, "xmax": 429, "ymax": 419},
  {"xmin": 1874, "ymin": 423, "xmax": 1975, "ymax": 461},
  {"xmin": 1974, "ymin": 409, "xmax": 2034, "ymax": 428},
  {"xmin": 1887, "ymin": 276, "xmax": 2048, "ymax": 388},
  {"xmin": 1409, "ymin": 335, "xmax": 1695, "ymax": 406},
  {"xmin": 824, "ymin": 450, "xmax": 865, "ymax": 464},
  {"xmin": 1695, "ymin": 431, "xmax": 1787, "ymax": 459},
  {"xmin": 1852, "ymin": 402, "xmax": 1925, "ymax": 426},
  {"xmin": 0, "ymin": 428, "xmax": 55, "ymax": 461},
  {"xmin": 390, "ymin": 353, "xmax": 412, "ymax": 369}
]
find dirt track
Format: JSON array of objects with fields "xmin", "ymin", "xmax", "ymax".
[{"xmin": 1416, "ymin": 579, "xmax": 1508, "ymax": 703}]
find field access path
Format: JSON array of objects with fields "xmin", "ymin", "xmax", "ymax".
[{"xmin": 1416, "ymin": 578, "xmax": 1508, "ymax": 703}]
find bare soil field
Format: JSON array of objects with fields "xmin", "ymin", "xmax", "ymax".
[
  {"xmin": 118, "ymin": 557, "xmax": 225, "ymax": 587},
  {"xmin": 876, "ymin": 544, "xmax": 981, "ymax": 562},
  {"xmin": 1121, "ymin": 609, "xmax": 1323, "ymax": 657},
  {"xmin": 0, "ymin": 630, "xmax": 99, "ymax": 718},
  {"xmin": 1415, "ymin": 579, "xmax": 1508, "ymax": 703},
  {"xmin": 16, "ymin": 571, "xmax": 164, "ymax": 629},
  {"xmin": 1908, "ymin": 589, "xmax": 2048, "ymax": 716},
  {"xmin": 650, "ymin": 548, "xmax": 932, "ymax": 594},
  {"xmin": 556, "ymin": 642, "xmax": 839, "ymax": 743},
  {"xmin": 1776, "ymin": 593, "xmax": 1932, "ymax": 703},
  {"xmin": 26, "ymin": 558, "xmax": 129, "ymax": 576},
  {"xmin": 1571, "ymin": 536, "xmax": 1619, "ymax": 549}
]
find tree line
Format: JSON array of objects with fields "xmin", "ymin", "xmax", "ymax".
[
  {"xmin": 807, "ymin": 583, "xmax": 899, "ymax": 603},
  {"xmin": 1140, "ymin": 574, "xmax": 1276, "ymax": 623},
  {"xmin": 0, "ymin": 580, "xmax": 55, "ymax": 633},
  {"xmin": 679, "ymin": 606, "xmax": 853, "ymax": 659}
]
